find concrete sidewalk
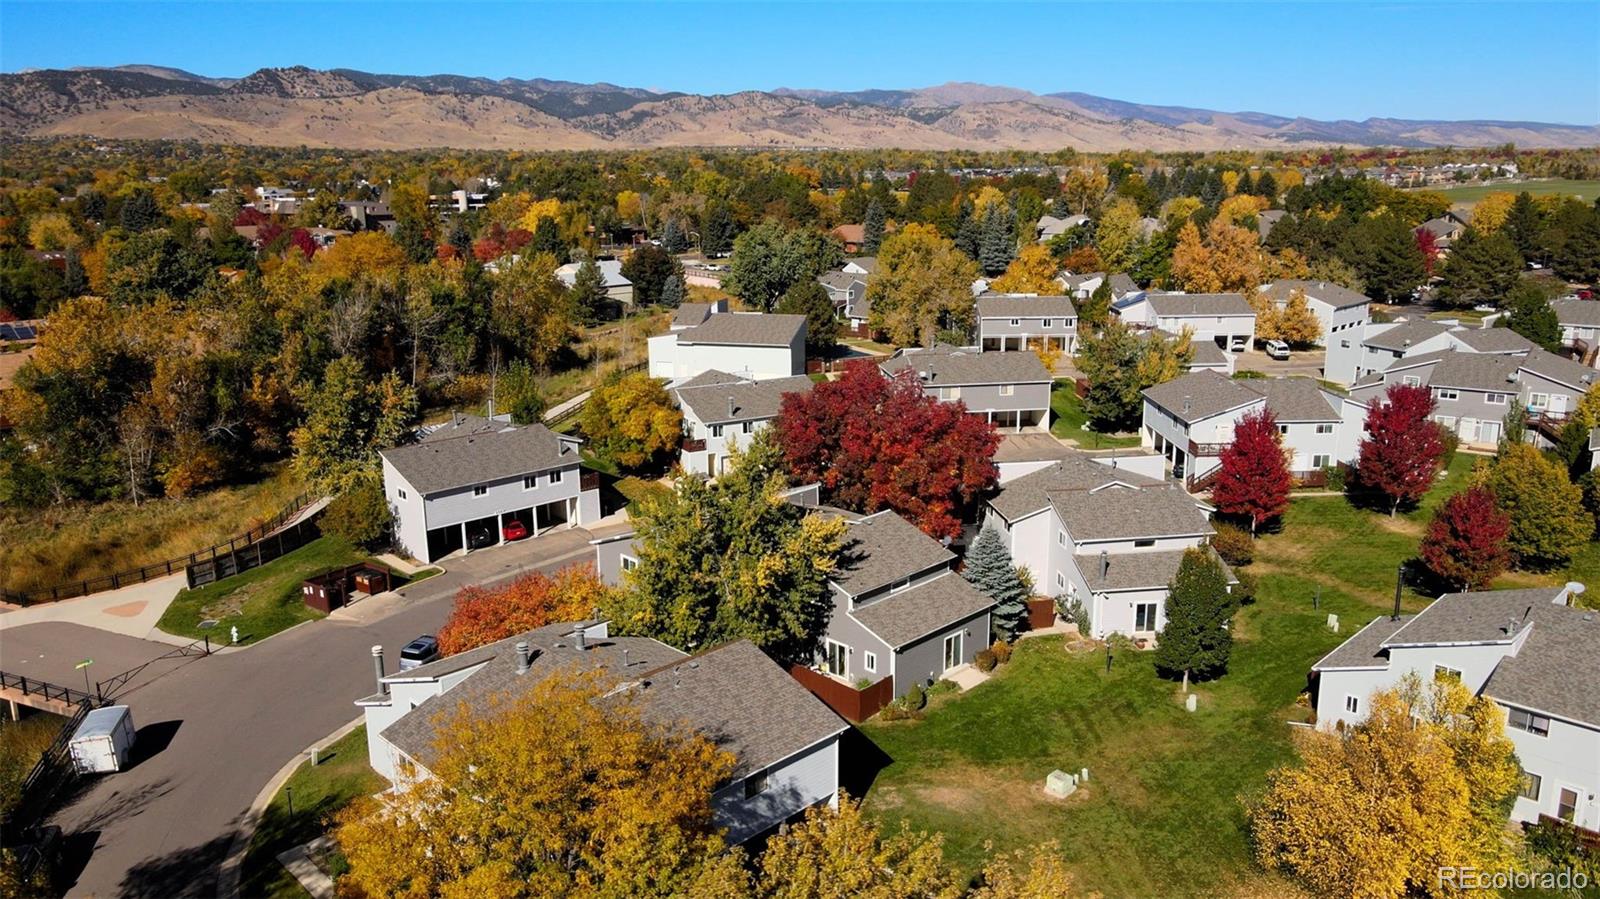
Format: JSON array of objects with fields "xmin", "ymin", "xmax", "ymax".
[{"xmin": 0, "ymin": 572, "xmax": 186, "ymax": 640}]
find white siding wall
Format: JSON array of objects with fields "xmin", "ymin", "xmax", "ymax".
[
  {"xmin": 651, "ymin": 337, "xmax": 801, "ymax": 381},
  {"xmin": 383, "ymin": 457, "xmax": 430, "ymax": 564},
  {"xmin": 712, "ymin": 737, "xmax": 841, "ymax": 845},
  {"xmin": 1507, "ymin": 714, "xmax": 1600, "ymax": 829}
]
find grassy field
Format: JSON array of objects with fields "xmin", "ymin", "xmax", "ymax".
[
  {"xmin": 1050, "ymin": 381, "xmax": 1141, "ymax": 449},
  {"xmin": 155, "ymin": 536, "xmax": 376, "ymax": 644},
  {"xmin": 858, "ymin": 453, "xmax": 1596, "ymax": 896},
  {"xmin": 238, "ymin": 725, "xmax": 384, "ymax": 899},
  {"xmin": 0, "ymin": 466, "xmax": 305, "ymax": 596},
  {"xmin": 1429, "ymin": 179, "xmax": 1600, "ymax": 205},
  {"xmin": 0, "ymin": 712, "xmax": 68, "ymax": 818}
]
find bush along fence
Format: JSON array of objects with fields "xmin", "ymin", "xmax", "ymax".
[{"xmin": 0, "ymin": 491, "xmax": 319, "ymax": 606}]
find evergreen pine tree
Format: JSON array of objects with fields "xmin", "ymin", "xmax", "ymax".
[
  {"xmin": 702, "ymin": 204, "xmax": 737, "ymax": 257},
  {"xmin": 531, "ymin": 216, "xmax": 567, "ymax": 263},
  {"xmin": 1153, "ymin": 548, "xmax": 1236, "ymax": 689},
  {"xmin": 863, "ymin": 200, "xmax": 886, "ymax": 255},
  {"xmin": 570, "ymin": 257, "xmax": 608, "ymax": 326},
  {"xmin": 1255, "ymin": 170, "xmax": 1278, "ymax": 201},
  {"xmin": 1437, "ymin": 228, "xmax": 1523, "ymax": 309},
  {"xmin": 962, "ymin": 528, "xmax": 1029, "ymax": 640},
  {"xmin": 662, "ymin": 218, "xmax": 689, "ymax": 254},
  {"xmin": 1553, "ymin": 209, "xmax": 1600, "ymax": 284},
  {"xmin": 978, "ymin": 204, "xmax": 1016, "ymax": 276},
  {"xmin": 119, "ymin": 189, "xmax": 163, "ymax": 232},
  {"xmin": 660, "ymin": 274, "xmax": 684, "ymax": 308},
  {"xmin": 447, "ymin": 219, "xmax": 472, "ymax": 259},
  {"xmin": 954, "ymin": 199, "xmax": 979, "ymax": 259},
  {"xmin": 1234, "ymin": 171, "xmax": 1254, "ymax": 196},
  {"xmin": 1504, "ymin": 192, "xmax": 1543, "ymax": 262},
  {"xmin": 63, "ymin": 247, "xmax": 87, "ymax": 297}
]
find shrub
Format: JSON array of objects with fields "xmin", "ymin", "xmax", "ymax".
[
  {"xmin": 990, "ymin": 640, "xmax": 1013, "ymax": 665},
  {"xmin": 928, "ymin": 678, "xmax": 960, "ymax": 696},
  {"xmin": 320, "ymin": 480, "xmax": 393, "ymax": 551},
  {"xmin": 1437, "ymin": 422, "xmax": 1460, "ymax": 470},
  {"xmin": 1013, "ymin": 564, "xmax": 1035, "ymax": 596},
  {"xmin": 975, "ymin": 649, "xmax": 998, "ymax": 672},
  {"xmin": 1232, "ymin": 569, "xmax": 1259, "ymax": 605},
  {"xmin": 1058, "ymin": 596, "xmax": 1091, "ymax": 634},
  {"xmin": 903, "ymin": 683, "xmax": 927, "ymax": 711},
  {"xmin": 1210, "ymin": 523, "xmax": 1255, "ymax": 566},
  {"xmin": 1324, "ymin": 464, "xmax": 1347, "ymax": 492}
]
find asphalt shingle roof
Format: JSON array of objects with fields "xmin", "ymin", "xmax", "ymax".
[
  {"xmin": 1312, "ymin": 615, "xmax": 1414, "ymax": 670},
  {"xmin": 1257, "ymin": 279, "xmax": 1371, "ymax": 310},
  {"xmin": 1075, "ymin": 547, "xmax": 1236, "ymax": 592},
  {"xmin": 675, "ymin": 374, "xmax": 814, "ymax": 425},
  {"xmin": 1051, "ymin": 483, "xmax": 1214, "ymax": 542},
  {"xmin": 1386, "ymin": 588, "xmax": 1566, "ymax": 646},
  {"xmin": 828, "ymin": 510, "xmax": 955, "ymax": 596},
  {"xmin": 1242, "ymin": 378, "xmax": 1341, "ymax": 422},
  {"xmin": 381, "ymin": 423, "xmax": 580, "ymax": 496},
  {"xmin": 673, "ymin": 303, "xmax": 715, "ymax": 328},
  {"xmin": 1387, "ymin": 349, "xmax": 1521, "ymax": 393},
  {"xmin": 1362, "ymin": 319, "xmax": 1448, "ymax": 352},
  {"xmin": 1551, "ymin": 297, "xmax": 1600, "ymax": 328},
  {"xmin": 1519, "ymin": 347, "xmax": 1598, "ymax": 391},
  {"xmin": 1145, "ymin": 292, "xmax": 1254, "ymax": 318},
  {"xmin": 678, "ymin": 313, "xmax": 806, "ymax": 347},
  {"xmin": 880, "ymin": 346, "xmax": 1052, "ymax": 387},
  {"xmin": 1142, "ymin": 370, "xmax": 1262, "ymax": 423},
  {"xmin": 975, "ymin": 293, "xmax": 1078, "ymax": 320},
  {"xmin": 1450, "ymin": 328, "xmax": 1534, "ymax": 354},
  {"xmin": 1483, "ymin": 601, "xmax": 1600, "ymax": 725},
  {"xmin": 987, "ymin": 453, "xmax": 1165, "ymax": 522},
  {"xmin": 850, "ymin": 572, "xmax": 995, "ymax": 649}
]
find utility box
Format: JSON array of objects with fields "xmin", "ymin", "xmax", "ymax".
[
  {"xmin": 1045, "ymin": 769, "xmax": 1078, "ymax": 798},
  {"xmin": 69, "ymin": 705, "xmax": 136, "ymax": 774}
]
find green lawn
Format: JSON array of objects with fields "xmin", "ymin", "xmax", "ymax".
[
  {"xmin": 238, "ymin": 725, "xmax": 385, "ymax": 899},
  {"xmin": 1427, "ymin": 179, "xmax": 1600, "ymax": 205},
  {"xmin": 857, "ymin": 452, "xmax": 1595, "ymax": 896},
  {"xmin": 155, "ymin": 536, "xmax": 374, "ymax": 644},
  {"xmin": 1049, "ymin": 381, "xmax": 1140, "ymax": 449}
]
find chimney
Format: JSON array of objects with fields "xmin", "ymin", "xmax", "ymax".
[
  {"xmin": 1182, "ymin": 396, "xmax": 1191, "ymax": 415},
  {"xmin": 622, "ymin": 648, "xmax": 630, "ymax": 669},
  {"xmin": 727, "ymin": 396, "xmax": 735, "ymax": 418},
  {"xmin": 370, "ymin": 645, "xmax": 386, "ymax": 695},
  {"xmin": 515, "ymin": 641, "xmax": 532, "ymax": 674},
  {"xmin": 1099, "ymin": 549, "xmax": 1109, "ymax": 580},
  {"xmin": 573, "ymin": 626, "xmax": 587, "ymax": 652}
]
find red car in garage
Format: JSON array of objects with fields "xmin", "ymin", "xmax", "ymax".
[{"xmin": 502, "ymin": 520, "xmax": 529, "ymax": 542}]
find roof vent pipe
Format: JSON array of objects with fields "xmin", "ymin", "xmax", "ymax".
[
  {"xmin": 515, "ymin": 641, "xmax": 532, "ymax": 674},
  {"xmin": 573, "ymin": 627, "xmax": 587, "ymax": 652},
  {"xmin": 371, "ymin": 645, "xmax": 387, "ymax": 695},
  {"xmin": 1100, "ymin": 549, "xmax": 1109, "ymax": 579}
]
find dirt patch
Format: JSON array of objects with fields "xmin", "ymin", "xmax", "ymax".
[
  {"xmin": 1374, "ymin": 516, "xmax": 1424, "ymax": 537},
  {"xmin": 102, "ymin": 600, "xmax": 147, "ymax": 618},
  {"xmin": 200, "ymin": 582, "xmax": 266, "ymax": 620}
]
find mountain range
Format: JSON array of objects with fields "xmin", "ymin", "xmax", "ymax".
[{"xmin": 2, "ymin": 65, "xmax": 1595, "ymax": 151}]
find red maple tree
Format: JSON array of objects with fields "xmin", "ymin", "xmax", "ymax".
[
  {"xmin": 436, "ymin": 564, "xmax": 608, "ymax": 655},
  {"xmin": 775, "ymin": 361, "xmax": 999, "ymax": 539},
  {"xmin": 1209, "ymin": 407, "xmax": 1292, "ymax": 533},
  {"xmin": 288, "ymin": 228, "xmax": 317, "ymax": 260},
  {"xmin": 1357, "ymin": 384, "xmax": 1444, "ymax": 515},
  {"xmin": 1419, "ymin": 486, "xmax": 1511, "ymax": 590},
  {"xmin": 1415, "ymin": 227, "xmax": 1441, "ymax": 277}
]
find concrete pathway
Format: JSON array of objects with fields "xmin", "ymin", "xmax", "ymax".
[
  {"xmin": 944, "ymin": 663, "xmax": 989, "ymax": 691},
  {"xmin": 275, "ymin": 837, "xmax": 335, "ymax": 899},
  {"xmin": 0, "ymin": 573, "xmax": 186, "ymax": 640},
  {"xmin": 542, "ymin": 390, "xmax": 591, "ymax": 424}
]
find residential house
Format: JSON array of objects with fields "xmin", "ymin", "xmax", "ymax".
[
  {"xmin": 1312, "ymin": 586, "xmax": 1600, "ymax": 830},
  {"xmin": 1331, "ymin": 317, "xmax": 1519, "ymax": 386},
  {"xmin": 1255, "ymin": 280, "xmax": 1372, "ymax": 354},
  {"xmin": 975, "ymin": 292, "xmax": 1078, "ymax": 354},
  {"xmin": 1141, "ymin": 371, "xmax": 1357, "ymax": 487},
  {"xmin": 1035, "ymin": 214, "xmax": 1090, "ymax": 242},
  {"xmin": 981, "ymin": 453, "xmax": 1229, "ymax": 640},
  {"xmin": 556, "ymin": 259, "xmax": 634, "ymax": 306},
  {"xmin": 830, "ymin": 224, "xmax": 868, "ymax": 254},
  {"xmin": 1058, "ymin": 271, "xmax": 1137, "ymax": 302},
  {"xmin": 818, "ymin": 270, "xmax": 871, "ymax": 333},
  {"xmin": 992, "ymin": 433, "xmax": 1166, "ymax": 484},
  {"xmin": 880, "ymin": 344, "xmax": 1053, "ymax": 432},
  {"xmin": 816, "ymin": 510, "xmax": 995, "ymax": 698},
  {"xmin": 340, "ymin": 200, "xmax": 395, "ymax": 233},
  {"xmin": 842, "ymin": 257, "xmax": 877, "ymax": 277},
  {"xmin": 671, "ymin": 370, "xmax": 814, "ymax": 478},
  {"xmin": 1417, "ymin": 210, "xmax": 1471, "ymax": 252},
  {"xmin": 1551, "ymin": 297, "xmax": 1600, "ymax": 365},
  {"xmin": 358, "ymin": 623, "xmax": 848, "ymax": 845},
  {"xmin": 648, "ymin": 311, "xmax": 807, "ymax": 382},
  {"xmin": 380, "ymin": 418, "xmax": 600, "ymax": 563},
  {"xmin": 1113, "ymin": 292, "xmax": 1256, "ymax": 352},
  {"xmin": 1256, "ymin": 209, "xmax": 1287, "ymax": 242}
]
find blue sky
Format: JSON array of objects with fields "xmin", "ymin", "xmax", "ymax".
[{"xmin": 2, "ymin": 1, "xmax": 1596, "ymax": 123}]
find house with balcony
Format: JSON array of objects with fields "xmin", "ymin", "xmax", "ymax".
[
  {"xmin": 648, "ymin": 310, "xmax": 806, "ymax": 382},
  {"xmin": 1311, "ymin": 585, "xmax": 1600, "ymax": 832},
  {"xmin": 358, "ymin": 622, "xmax": 848, "ymax": 845},
  {"xmin": 1551, "ymin": 297, "xmax": 1600, "ymax": 366},
  {"xmin": 975, "ymin": 292, "xmax": 1078, "ymax": 354},
  {"xmin": 1141, "ymin": 371, "xmax": 1357, "ymax": 488},
  {"xmin": 880, "ymin": 344, "xmax": 1053, "ymax": 432},
  {"xmin": 380, "ymin": 417, "xmax": 600, "ymax": 563},
  {"xmin": 671, "ymin": 370, "xmax": 814, "ymax": 478},
  {"xmin": 1112, "ymin": 291, "xmax": 1256, "ymax": 352},
  {"xmin": 980, "ymin": 453, "xmax": 1230, "ymax": 640},
  {"xmin": 1330, "ymin": 316, "xmax": 1538, "ymax": 386}
]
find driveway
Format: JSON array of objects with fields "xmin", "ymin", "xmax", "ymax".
[
  {"xmin": 30, "ymin": 526, "xmax": 596, "ymax": 898},
  {"xmin": 1232, "ymin": 348, "xmax": 1326, "ymax": 379}
]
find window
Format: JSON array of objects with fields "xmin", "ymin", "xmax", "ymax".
[
  {"xmin": 473, "ymin": 485, "xmax": 488, "ymax": 497},
  {"xmin": 1135, "ymin": 602, "xmax": 1158, "ymax": 631},
  {"xmin": 1434, "ymin": 664, "xmax": 1461, "ymax": 681},
  {"xmin": 821, "ymin": 640, "xmax": 848, "ymax": 677},
  {"xmin": 998, "ymin": 384, "xmax": 1015, "ymax": 396},
  {"xmin": 1278, "ymin": 424, "xmax": 1290, "ymax": 435},
  {"xmin": 1058, "ymin": 530, "xmax": 1067, "ymax": 546},
  {"xmin": 1315, "ymin": 423, "xmax": 1335, "ymax": 434},
  {"xmin": 523, "ymin": 476, "xmax": 537, "ymax": 490},
  {"xmin": 864, "ymin": 651, "xmax": 877, "ymax": 673},
  {"xmin": 621, "ymin": 555, "xmax": 638, "ymax": 572},
  {"xmin": 1043, "ymin": 319, "xmax": 1054, "ymax": 328},
  {"xmin": 742, "ymin": 421, "xmax": 753, "ymax": 434},
  {"xmin": 744, "ymin": 769, "xmax": 770, "ymax": 799},
  {"xmin": 1507, "ymin": 707, "xmax": 1550, "ymax": 737},
  {"xmin": 1519, "ymin": 769, "xmax": 1542, "ymax": 801},
  {"xmin": 1056, "ymin": 572, "xmax": 1066, "ymax": 589},
  {"xmin": 1529, "ymin": 393, "xmax": 1549, "ymax": 410},
  {"xmin": 548, "ymin": 469, "xmax": 563, "ymax": 484},
  {"xmin": 1402, "ymin": 375, "xmax": 1421, "ymax": 387},
  {"xmin": 1485, "ymin": 393, "xmax": 1507, "ymax": 405},
  {"xmin": 711, "ymin": 424, "xmax": 724, "ymax": 437},
  {"xmin": 1345, "ymin": 695, "xmax": 1360, "ymax": 714},
  {"xmin": 1559, "ymin": 788, "xmax": 1579, "ymax": 822},
  {"xmin": 1009, "ymin": 318, "xmax": 1020, "ymax": 326},
  {"xmin": 939, "ymin": 387, "xmax": 961, "ymax": 400},
  {"xmin": 1340, "ymin": 339, "xmax": 1351, "ymax": 348},
  {"xmin": 1134, "ymin": 538, "xmax": 1155, "ymax": 548},
  {"xmin": 1312, "ymin": 454, "xmax": 1331, "ymax": 468},
  {"xmin": 397, "ymin": 488, "xmax": 408, "ymax": 500},
  {"xmin": 1435, "ymin": 388, "xmax": 1459, "ymax": 401}
]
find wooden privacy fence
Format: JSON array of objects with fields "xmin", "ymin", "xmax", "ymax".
[
  {"xmin": 1026, "ymin": 598, "xmax": 1057, "ymax": 631},
  {"xmin": 1, "ymin": 491, "xmax": 319, "ymax": 606},
  {"xmin": 788, "ymin": 666, "xmax": 895, "ymax": 723}
]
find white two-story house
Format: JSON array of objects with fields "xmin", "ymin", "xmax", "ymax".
[
  {"xmin": 1113, "ymin": 291, "xmax": 1256, "ymax": 352},
  {"xmin": 380, "ymin": 417, "xmax": 601, "ymax": 563},
  {"xmin": 974, "ymin": 293, "xmax": 1079, "ymax": 354},
  {"xmin": 648, "ymin": 309, "xmax": 807, "ymax": 382},
  {"xmin": 880, "ymin": 344, "xmax": 1053, "ymax": 432},
  {"xmin": 358, "ymin": 622, "xmax": 848, "ymax": 845},
  {"xmin": 981, "ymin": 453, "xmax": 1229, "ymax": 640},
  {"xmin": 1312, "ymin": 586, "xmax": 1600, "ymax": 831},
  {"xmin": 671, "ymin": 370, "xmax": 814, "ymax": 478},
  {"xmin": 1551, "ymin": 297, "xmax": 1600, "ymax": 366}
]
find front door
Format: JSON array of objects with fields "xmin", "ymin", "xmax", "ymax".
[{"xmin": 943, "ymin": 632, "xmax": 963, "ymax": 671}]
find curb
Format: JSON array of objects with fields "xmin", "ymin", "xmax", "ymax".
[{"xmin": 218, "ymin": 714, "xmax": 365, "ymax": 899}]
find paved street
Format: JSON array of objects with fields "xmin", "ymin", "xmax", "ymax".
[{"xmin": 8, "ymin": 527, "xmax": 596, "ymax": 898}]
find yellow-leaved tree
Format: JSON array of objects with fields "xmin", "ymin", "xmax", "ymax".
[
  {"xmin": 1170, "ymin": 218, "xmax": 1264, "ymax": 295},
  {"xmin": 989, "ymin": 245, "xmax": 1065, "ymax": 295},
  {"xmin": 1249, "ymin": 675, "xmax": 1521, "ymax": 898},
  {"xmin": 756, "ymin": 796, "xmax": 963, "ymax": 899},
  {"xmin": 1470, "ymin": 192, "xmax": 1517, "ymax": 233},
  {"xmin": 335, "ymin": 672, "xmax": 748, "ymax": 899},
  {"xmin": 866, "ymin": 223, "xmax": 980, "ymax": 346},
  {"xmin": 579, "ymin": 371, "xmax": 682, "ymax": 470},
  {"xmin": 1094, "ymin": 198, "xmax": 1143, "ymax": 273}
]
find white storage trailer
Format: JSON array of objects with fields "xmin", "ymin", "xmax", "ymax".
[{"xmin": 69, "ymin": 705, "xmax": 136, "ymax": 774}]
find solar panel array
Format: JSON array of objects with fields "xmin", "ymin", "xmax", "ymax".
[{"xmin": 0, "ymin": 323, "xmax": 38, "ymax": 341}]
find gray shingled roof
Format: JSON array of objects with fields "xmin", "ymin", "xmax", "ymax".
[
  {"xmin": 1387, "ymin": 349, "xmax": 1521, "ymax": 393},
  {"xmin": 1075, "ymin": 547, "xmax": 1237, "ymax": 592},
  {"xmin": 675, "ymin": 375, "xmax": 814, "ymax": 425},
  {"xmin": 1241, "ymin": 378, "xmax": 1341, "ymax": 422},
  {"xmin": 1362, "ymin": 319, "xmax": 1448, "ymax": 352},
  {"xmin": 845, "ymin": 257, "xmax": 878, "ymax": 274},
  {"xmin": 673, "ymin": 369, "xmax": 744, "ymax": 390},
  {"xmin": 381, "ymin": 423, "xmax": 581, "ymax": 495},
  {"xmin": 849, "ymin": 571, "xmax": 994, "ymax": 649},
  {"xmin": 1142, "ymin": 370, "xmax": 1262, "ymax": 423},
  {"xmin": 1257, "ymin": 279, "xmax": 1371, "ymax": 310},
  {"xmin": 673, "ymin": 303, "xmax": 715, "ymax": 328},
  {"xmin": 1519, "ymin": 348, "xmax": 1598, "ymax": 391},
  {"xmin": 1145, "ymin": 292, "xmax": 1254, "ymax": 318},
  {"xmin": 417, "ymin": 413, "xmax": 514, "ymax": 444},
  {"xmin": 1051, "ymin": 484, "xmax": 1214, "ymax": 542},
  {"xmin": 1386, "ymin": 588, "xmax": 1566, "ymax": 646},
  {"xmin": 828, "ymin": 510, "xmax": 954, "ymax": 596},
  {"xmin": 987, "ymin": 453, "xmax": 1165, "ymax": 522},
  {"xmin": 679, "ymin": 313, "xmax": 806, "ymax": 347},
  {"xmin": 1311, "ymin": 615, "xmax": 1414, "ymax": 670},
  {"xmin": 819, "ymin": 271, "xmax": 865, "ymax": 292},
  {"xmin": 975, "ymin": 293, "xmax": 1078, "ymax": 320},
  {"xmin": 1450, "ymin": 328, "xmax": 1534, "ymax": 354},
  {"xmin": 880, "ymin": 346, "xmax": 1052, "ymax": 387},
  {"xmin": 1483, "ymin": 601, "xmax": 1600, "ymax": 725},
  {"xmin": 1551, "ymin": 297, "xmax": 1600, "ymax": 328},
  {"xmin": 1186, "ymin": 339, "xmax": 1230, "ymax": 368}
]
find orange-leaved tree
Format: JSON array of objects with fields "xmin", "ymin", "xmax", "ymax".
[{"xmin": 435, "ymin": 564, "xmax": 609, "ymax": 655}]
